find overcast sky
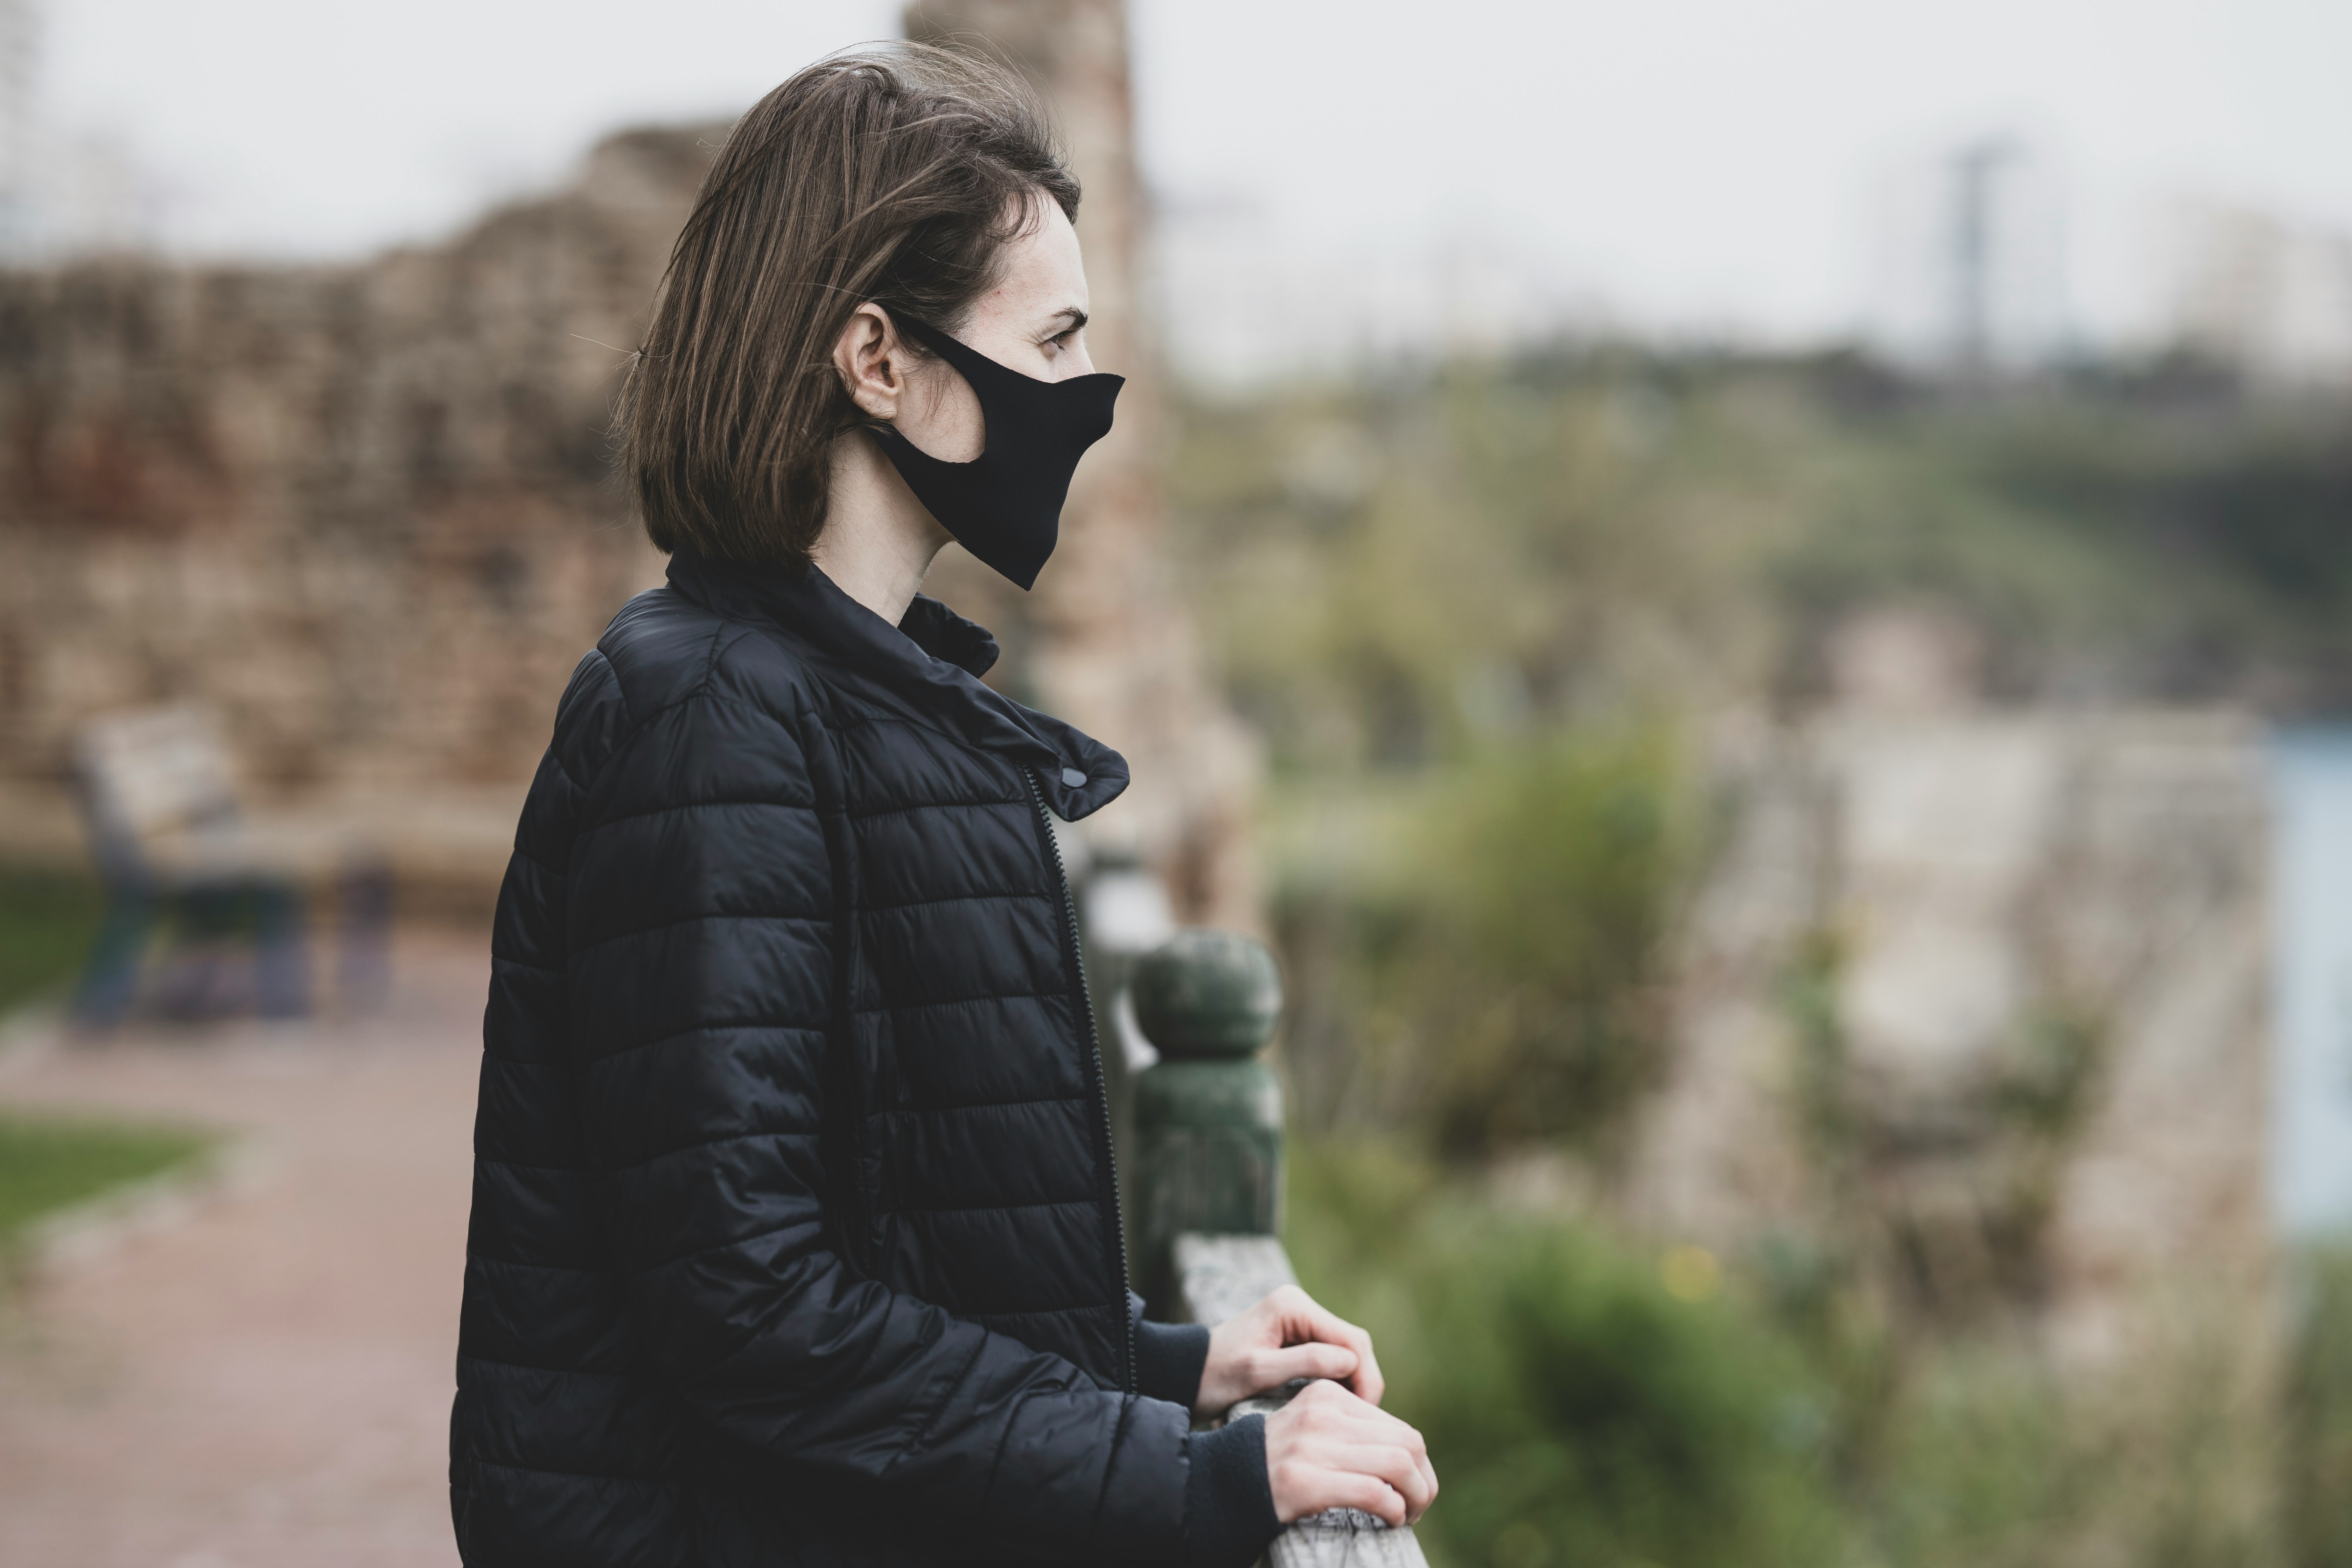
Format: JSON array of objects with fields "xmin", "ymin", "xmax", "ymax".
[{"xmin": 32, "ymin": 0, "xmax": 2352, "ymax": 366}]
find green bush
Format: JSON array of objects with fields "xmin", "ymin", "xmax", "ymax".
[
  {"xmin": 1418, "ymin": 731, "xmax": 1690, "ymax": 1157},
  {"xmin": 1174, "ymin": 356, "xmax": 2352, "ymax": 740},
  {"xmin": 2287, "ymin": 1245, "xmax": 2352, "ymax": 1568},
  {"xmin": 1411, "ymin": 1226, "xmax": 1842, "ymax": 1568},
  {"xmin": 1287, "ymin": 1143, "xmax": 1841, "ymax": 1568},
  {"xmin": 1283, "ymin": 1140, "xmax": 2297, "ymax": 1568},
  {"xmin": 1273, "ymin": 728, "xmax": 1691, "ymax": 1160}
]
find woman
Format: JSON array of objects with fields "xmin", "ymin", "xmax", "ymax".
[{"xmin": 449, "ymin": 42, "xmax": 1434, "ymax": 1568}]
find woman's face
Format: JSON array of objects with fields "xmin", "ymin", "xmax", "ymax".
[{"xmin": 844, "ymin": 195, "xmax": 1094, "ymax": 464}]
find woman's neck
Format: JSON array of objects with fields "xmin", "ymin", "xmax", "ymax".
[{"xmin": 810, "ymin": 433, "xmax": 955, "ymax": 626}]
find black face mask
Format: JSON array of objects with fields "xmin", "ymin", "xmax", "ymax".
[{"xmin": 863, "ymin": 315, "xmax": 1124, "ymax": 592}]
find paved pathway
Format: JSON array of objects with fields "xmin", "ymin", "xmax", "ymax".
[{"xmin": 0, "ymin": 936, "xmax": 486, "ymax": 1568}]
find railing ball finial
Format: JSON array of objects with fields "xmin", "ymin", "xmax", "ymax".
[
  {"xmin": 1130, "ymin": 929, "xmax": 1281, "ymax": 1060},
  {"xmin": 1128, "ymin": 929, "xmax": 1286, "ymax": 1315}
]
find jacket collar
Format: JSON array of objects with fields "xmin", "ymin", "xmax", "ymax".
[{"xmin": 663, "ymin": 550, "xmax": 1128, "ymax": 822}]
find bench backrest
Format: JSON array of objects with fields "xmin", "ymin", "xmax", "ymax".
[{"xmin": 75, "ymin": 707, "xmax": 243, "ymax": 872}]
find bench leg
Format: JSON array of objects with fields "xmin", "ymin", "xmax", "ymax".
[
  {"xmin": 337, "ymin": 861, "xmax": 393, "ymax": 1013},
  {"xmin": 71, "ymin": 886, "xmax": 158, "ymax": 1028},
  {"xmin": 252, "ymin": 881, "xmax": 312, "ymax": 1019},
  {"xmin": 150, "ymin": 885, "xmax": 248, "ymax": 1018}
]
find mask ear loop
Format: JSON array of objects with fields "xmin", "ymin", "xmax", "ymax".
[{"xmin": 866, "ymin": 313, "xmax": 991, "ymax": 468}]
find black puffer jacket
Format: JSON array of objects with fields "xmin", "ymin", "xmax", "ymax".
[{"xmin": 451, "ymin": 552, "xmax": 1276, "ymax": 1567}]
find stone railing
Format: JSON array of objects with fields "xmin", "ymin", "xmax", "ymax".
[{"xmin": 1124, "ymin": 930, "xmax": 1430, "ymax": 1568}]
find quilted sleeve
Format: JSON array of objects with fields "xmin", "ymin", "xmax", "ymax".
[{"xmin": 569, "ymin": 690, "xmax": 1195, "ymax": 1562}]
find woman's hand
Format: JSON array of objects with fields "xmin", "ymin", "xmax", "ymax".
[
  {"xmin": 1196, "ymin": 1284, "xmax": 1383, "ymax": 1416},
  {"xmin": 1262, "ymin": 1379, "xmax": 1437, "ymax": 1527}
]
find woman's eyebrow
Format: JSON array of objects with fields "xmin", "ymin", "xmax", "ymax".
[{"xmin": 1045, "ymin": 306, "xmax": 1090, "ymax": 333}]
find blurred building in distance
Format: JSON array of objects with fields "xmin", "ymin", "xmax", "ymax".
[
  {"xmin": 2169, "ymin": 200, "xmax": 2352, "ymax": 390},
  {"xmin": 1629, "ymin": 607, "xmax": 2273, "ymax": 1366}
]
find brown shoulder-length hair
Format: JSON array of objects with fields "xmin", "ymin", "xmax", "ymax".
[{"xmin": 621, "ymin": 43, "xmax": 1079, "ymax": 566}]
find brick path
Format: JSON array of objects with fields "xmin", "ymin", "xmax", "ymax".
[{"xmin": 0, "ymin": 935, "xmax": 486, "ymax": 1568}]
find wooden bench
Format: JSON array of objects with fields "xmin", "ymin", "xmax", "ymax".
[{"xmin": 70, "ymin": 705, "xmax": 390, "ymax": 1025}]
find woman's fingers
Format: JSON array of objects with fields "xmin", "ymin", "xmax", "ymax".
[
  {"xmin": 1278, "ymin": 1469, "xmax": 1408, "ymax": 1528},
  {"xmin": 1334, "ymin": 1318, "xmax": 1383, "ymax": 1406},
  {"xmin": 1315, "ymin": 1404, "xmax": 1436, "ymax": 1518},
  {"xmin": 1202, "ymin": 1311, "xmax": 1369, "ymax": 1410},
  {"xmin": 1325, "ymin": 1443, "xmax": 1435, "ymax": 1519},
  {"xmin": 1250, "ymin": 1340, "xmax": 1359, "ymax": 1388},
  {"xmin": 1267, "ymin": 1448, "xmax": 1408, "ymax": 1528},
  {"xmin": 1206, "ymin": 1286, "xmax": 1384, "ymax": 1408},
  {"xmin": 1264, "ymin": 1287, "xmax": 1386, "ymax": 1406},
  {"xmin": 1304, "ymin": 1385, "xmax": 1422, "ymax": 1447},
  {"xmin": 1262, "ymin": 1380, "xmax": 1436, "ymax": 1528}
]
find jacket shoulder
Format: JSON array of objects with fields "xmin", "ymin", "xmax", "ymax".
[
  {"xmin": 603, "ymin": 585, "xmax": 818, "ymax": 708},
  {"xmin": 547, "ymin": 586, "xmax": 819, "ymax": 790}
]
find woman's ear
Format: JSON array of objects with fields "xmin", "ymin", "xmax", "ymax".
[{"xmin": 834, "ymin": 303, "xmax": 904, "ymax": 421}]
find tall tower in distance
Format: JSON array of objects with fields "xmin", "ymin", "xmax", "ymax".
[
  {"xmin": 1868, "ymin": 131, "xmax": 2070, "ymax": 378},
  {"xmin": 1949, "ymin": 137, "xmax": 2019, "ymax": 376}
]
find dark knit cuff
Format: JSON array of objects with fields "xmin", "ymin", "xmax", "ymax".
[
  {"xmin": 1183, "ymin": 1415, "xmax": 1280, "ymax": 1568},
  {"xmin": 1135, "ymin": 1319, "xmax": 1212, "ymax": 1409}
]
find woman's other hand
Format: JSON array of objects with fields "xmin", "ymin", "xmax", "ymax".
[
  {"xmin": 1261, "ymin": 1379, "xmax": 1437, "ymax": 1527},
  {"xmin": 1196, "ymin": 1284, "xmax": 1383, "ymax": 1416}
]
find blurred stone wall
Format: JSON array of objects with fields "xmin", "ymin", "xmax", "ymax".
[
  {"xmin": 0, "ymin": 128, "xmax": 707, "ymax": 876},
  {"xmin": 0, "ymin": 4, "xmax": 1260, "ymax": 926}
]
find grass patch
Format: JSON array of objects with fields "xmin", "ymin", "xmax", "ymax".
[
  {"xmin": 0, "ymin": 864, "xmax": 104, "ymax": 1017},
  {"xmin": 0, "ymin": 1108, "xmax": 214, "ymax": 1258}
]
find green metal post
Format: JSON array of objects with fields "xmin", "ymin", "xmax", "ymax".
[{"xmin": 1129, "ymin": 930, "xmax": 1284, "ymax": 1316}]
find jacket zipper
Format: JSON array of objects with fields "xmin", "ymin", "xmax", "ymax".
[{"xmin": 1024, "ymin": 765, "xmax": 1137, "ymax": 1396}]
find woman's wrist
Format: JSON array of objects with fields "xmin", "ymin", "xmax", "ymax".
[{"xmin": 1183, "ymin": 1416, "xmax": 1281, "ymax": 1568}]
